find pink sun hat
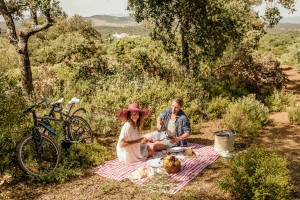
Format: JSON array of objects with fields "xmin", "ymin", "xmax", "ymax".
[{"xmin": 116, "ymin": 103, "xmax": 152, "ymax": 121}]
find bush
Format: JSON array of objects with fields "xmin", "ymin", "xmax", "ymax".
[
  {"xmin": 206, "ymin": 96, "xmax": 231, "ymax": 119},
  {"xmin": 265, "ymin": 89, "xmax": 296, "ymax": 112},
  {"xmin": 207, "ymin": 50, "xmax": 285, "ymax": 99},
  {"xmin": 108, "ymin": 36, "xmax": 182, "ymax": 80},
  {"xmin": 222, "ymin": 94, "xmax": 269, "ymax": 136},
  {"xmin": 219, "ymin": 147, "xmax": 291, "ymax": 200},
  {"xmin": 0, "ymin": 72, "xmax": 28, "ymax": 174},
  {"xmin": 287, "ymin": 104, "xmax": 300, "ymax": 125},
  {"xmin": 33, "ymin": 143, "xmax": 111, "ymax": 183},
  {"xmin": 88, "ymin": 74, "xmax": 206, "ymax": 134},
  {"xmin": 65, "ymin": 143, "xmax": 111, "ymax": 168}
]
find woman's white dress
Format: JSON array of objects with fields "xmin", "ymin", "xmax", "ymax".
[{"xmin": 116, "ymin": 122, "xmax": 148, "ymax": 164}]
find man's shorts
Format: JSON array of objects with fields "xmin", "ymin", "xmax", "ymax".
[{"xmin": 149, "ymin": 130, "xmax": 177, "ymax": 148}]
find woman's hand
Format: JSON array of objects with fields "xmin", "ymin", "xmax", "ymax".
[{"xmin": 141, "ymin": 137, "xmax": 148, "ymax": 144}]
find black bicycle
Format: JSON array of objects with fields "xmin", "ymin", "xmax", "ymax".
[
  {"xmin": 17, "ymin": 97, "xmax": 93, "ymax": 176},
  {"xmin": 39, "ymin": 97, "xmax": 93, "ymax": 144}
]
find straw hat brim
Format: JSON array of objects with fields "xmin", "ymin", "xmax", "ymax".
[{"xmin": 116, "ymin": 108, "xmax": 152, "ymax": 121}]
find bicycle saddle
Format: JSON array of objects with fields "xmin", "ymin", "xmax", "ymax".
[
  {"xmin": 51, "ymin": 98, "xmax": 64, "ymax": 106},
  {"xmin": 68, "ymin": 97, "xmax": 80, "ymax": 104}
]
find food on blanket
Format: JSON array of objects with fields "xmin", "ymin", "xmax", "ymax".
[
  {"xmin": 163, "ymin": 159, "xmax": 170, "ymax": 166},
  {"xmin": 163, "ymin": 155, "xmax": 181, "ymax": 173},
  {"xmin": 130, "ymin": 167, "xmax": 148, "ymax": 179},
  {"xmin": 138, "ymin": 167, "xmax": 147, "ymax": 178},
  {"xmin": 184, "ymin": 148, "xmax": 193, "ymax": 156},
  {"xmin": 183, "ymin": 149, "xmax": 199, "ymax": 157},
  {"xmin": 174, "ymin": 160, "xmax": 180, "ymax": 166}
]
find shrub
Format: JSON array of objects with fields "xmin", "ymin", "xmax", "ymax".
[
  {"xmin": 88, "ymin": 74, "xmax": 207, "ymax": 134},
  {"xmin": 206, "ymin": 96, "xmax": 231, "ymax": 119},
  {"xmin": 287, "ymin": 104, "xmax": 300, "ymax": 125},
  {"xmin": 108, "ymin": 36, "xmax": 182, "ymax": 80},
  {"xmin": 222, "ymin": 94, "xmax": 269, "ymax": 136},
  {"xmin": 0, "ymin": 72, "xmax": 28, "ymax": 174},
  {"xmin": 33, "ymin": 143, "xmax": 111, "ymax": 183},
  {"xmin": 65, "ymin": 143, "xmax": 111, "ymax": 168},
  {"xmin": 265, "ymin": 89, "xmax": 296, "ymax": 112},
  {"xmin": 219, "ymin": 147, "xmax": 291, "ymax": 200},
  {"xmin": 208, "ymin": 50, "xmax": 285, "ymax": 99}
]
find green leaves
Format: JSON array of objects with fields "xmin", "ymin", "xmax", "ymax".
[
  {"xmin": 220, "ymin": 147, "xmax": 291, "ymax": 199},
  {"xmin": 128, "ymin": 0, "xmax": 266, "ymax": 74}
]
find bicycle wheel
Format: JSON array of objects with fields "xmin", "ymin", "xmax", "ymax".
[
  {"xmin": 17, "ymin": 134, "xmax": 61, "ymax": 176},
  {"xmin": 68, "ymin": 116, "xmax": 93, "ymax": 144}
]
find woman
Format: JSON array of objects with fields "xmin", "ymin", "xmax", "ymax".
[{"xmin": 116, "ymin": 103, "xmax": 154, "ymax": 164}]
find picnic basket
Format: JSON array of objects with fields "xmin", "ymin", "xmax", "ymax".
[{"xmin": 164, "ymin": 163, "xmax": 181, "ymax": 173}]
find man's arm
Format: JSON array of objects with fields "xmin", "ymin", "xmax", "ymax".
[
  {"xmin": 156, "ymin": 116, "xmax": 162, "ymax": 130},
  {"xmin": 170, "ymin": 132, "xmax": 190, "ymax": 144}
]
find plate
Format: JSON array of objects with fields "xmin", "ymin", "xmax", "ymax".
[
  {"xmin": 169, "ymin": 147, "xmax": 185, "ymax": 153},
  {"xmin": 146, "ymin": 158, "xmax": 164, "ymax": 168}
]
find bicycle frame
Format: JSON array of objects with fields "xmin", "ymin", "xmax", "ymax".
[
  {"xmin": 37, "ymin": 114, "xmax": 76, "ymax": 141},
  {"xmin": 26, "ymin": 96, "xmax": 88, "ymax": 142}
]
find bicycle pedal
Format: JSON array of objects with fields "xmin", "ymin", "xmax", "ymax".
[
  {"xmin": 62, "ymin": 139, "xmax": 71, "ymax": 143},
  {"xmin": 61, "ymin": 140, "xmax": 72, "ymax": 150}
]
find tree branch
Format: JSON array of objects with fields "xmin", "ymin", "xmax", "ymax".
[
  {"xmin": 0, "ymin": 0, "xmax": 18, "ymax": 45},
  {"xmin": 20, "ymin": 19, "xmax": 52, "ymax": 38},
  {"xmin": 29, "ymin": 3, "xmax": 38, "ymax": 26},
  {"xmin": 20, "ymin": 1, "xmax": 54, "ymax": 38}
]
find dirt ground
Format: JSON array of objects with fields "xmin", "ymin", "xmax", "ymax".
[{"xmin": 1, "ymin": 65, "xmax": 300, "ymax": 200}]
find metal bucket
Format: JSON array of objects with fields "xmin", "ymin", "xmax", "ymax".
[{"xmin": 214, "ymin": 130, "xmax": 237, "ymax": 152}]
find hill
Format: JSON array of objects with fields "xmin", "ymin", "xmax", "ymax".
[
  {"xmin": 266, "ymin": 23, "xmax": 300, "ymax": 34},
  {"xmin": 84, "ymin": 15, "xmax": 138, "ymax": 27},
  {"xmin": 279, "ymin": 15, "xmax": 300, "ymax": 24},
  {"xmin": 1, "ymin": 15, "xmax": 299, "ymax": 36},
  {"xmin": 83, "ymin": 15, "xmax": 148, "ymax": 36}
]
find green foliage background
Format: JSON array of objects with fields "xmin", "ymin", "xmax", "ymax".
[
  {"xmin": 219, "ymin": 147, "xmax": 291, "ymax": 200},
  {"xmin": 0, "ymin": 15, "xmax": 298, "ymax": 195}
]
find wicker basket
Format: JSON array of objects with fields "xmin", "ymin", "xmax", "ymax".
[{"xmin": 164, "ymin": 164, "xmax": 181, "ymax": 173}]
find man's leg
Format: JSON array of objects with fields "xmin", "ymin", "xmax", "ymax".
[
  {"xmin": 147, "ymin": 145, "xmax": 154, "ymax": 157},
  {"xmin": 153, "ymin": 142, "xmax": 166, "ymax": 151},
  {"xmin": 144, "ymin": 130, "xmax": 165, "ymax": 142}
]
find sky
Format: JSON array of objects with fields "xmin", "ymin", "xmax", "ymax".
[
  {"xmin": 59, "ymin": 0, "xmax": 300, "ymax": 18},
  {"xmin": 0, "ymin": 0, "xmax": 299, "ymax": 21},
  {"xmin": 59, "ymin": 0, "xmax": 129, "ymax": 17}
]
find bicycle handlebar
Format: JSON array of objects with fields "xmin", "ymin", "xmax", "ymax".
[
  {"xmin": 23, "ymin": 96, "xmax": 80, "ymax": 115},
  {"xmin": 23, "ymin": 98, "xmax": 48, "ymax": 114}
]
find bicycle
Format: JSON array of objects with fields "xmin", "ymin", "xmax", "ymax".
[
  {"xmin": 40, "ymin": 97, "xmax": 93, "ymax": 144},
  {"xmin": 17, "ymin": 97, "xmax": 93, "ymax": 176}
]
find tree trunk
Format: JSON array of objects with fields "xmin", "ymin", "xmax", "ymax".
[
  {"xmin": 180, "ymin": 26, "xmax": 190, "ymax": 76},
  {"xmin": 16, "ymin": 37, "xmax": 34, "ymax": 94}
]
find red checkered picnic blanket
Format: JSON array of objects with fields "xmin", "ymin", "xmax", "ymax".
[{"xmin": 93, "ymin": 143, "xmax": 219, "ymax": 194}]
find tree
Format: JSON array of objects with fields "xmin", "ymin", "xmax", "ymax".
[
  {"xmin": 262, "ymin": 0, "xmax": 296, "ymax": 27},
  {"xmin": 0, "ymin": 0, "xmax": 64, "ymax": 94},
  {"xmin": 127, "ymin": 0, "xmax": 296, "ymax": 76}
]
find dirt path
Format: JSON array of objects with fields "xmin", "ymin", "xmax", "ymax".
[{"xmin": 1, "ymin": 65, "xmax": 300, "ymax": 200}]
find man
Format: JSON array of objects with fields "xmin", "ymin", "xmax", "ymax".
[{"xmin": 147, "ymin": 97, "xmax": 191, "ymax": 151}]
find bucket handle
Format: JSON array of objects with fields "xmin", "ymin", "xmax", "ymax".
[{"xmin": 217, "ymin": 129, "xmax": 237, "ymax": 136}]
